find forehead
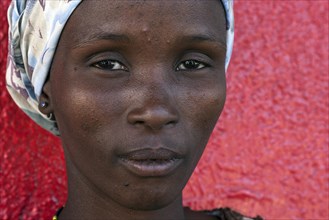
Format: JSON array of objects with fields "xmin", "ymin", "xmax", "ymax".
[{"xmin": 62, "ymin": 0, "xmax": 227, "ymax": 47}]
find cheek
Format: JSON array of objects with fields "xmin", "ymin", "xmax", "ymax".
[
  {"xmin": 180, "ymin": 82, "xmax": 226, "ymax": 136},
  {"xmin": 53, "ymin": 85, "xmax": 99, "ymax": 135},
  {"xmin": 51, "ymin": 77, "xmax": 125, "ymax": 138},
  {"xmin": 50, "ymin": 67, "xmax": 134, "ymax": 164},
  {"xmin": 50, "ymin": 77, "xmax": 129, "ymax": 184},
  {"xmin": 177, "ymin": 80, "xmax": 226, "ymax": 168}
]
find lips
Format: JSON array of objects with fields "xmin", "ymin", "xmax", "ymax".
[{"xmin": 118, "ymin": 148, "xmax": 184, "ymax": 177}]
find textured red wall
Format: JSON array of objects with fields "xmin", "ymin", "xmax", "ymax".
[{"xmin": 1, "ymin": 1, "xmax": 328, "ymax": 219}]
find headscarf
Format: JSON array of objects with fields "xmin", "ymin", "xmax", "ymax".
[{"xmin": 6, "ymin": 0, "xmax": 234, "ymax": 136}]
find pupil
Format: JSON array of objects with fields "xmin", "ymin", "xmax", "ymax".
[
  {"xmin": 185, "ymin": 60, "xmax": 197, "ymax": 69},
  {"xmin": 101, "ymin": 60, "xmax": 114, "ymax": 68}
]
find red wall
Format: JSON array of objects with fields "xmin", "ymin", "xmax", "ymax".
[{"xmin": 1, "ymin": 1, "xmax": 328, "ymax": 219}]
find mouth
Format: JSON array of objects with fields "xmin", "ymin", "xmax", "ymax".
[{"xmin": 118, "ymin": 148, "xmax": 184, "ymax": 177}]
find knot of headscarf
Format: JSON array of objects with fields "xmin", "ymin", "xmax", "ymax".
[{"xmin": 6, "ymin": 0, "xmax": 234, "ymax": 136}]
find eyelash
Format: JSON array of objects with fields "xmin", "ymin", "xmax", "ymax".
[
  {"xmin": 175, "ymin": 60, "xmax": 209, "ymax": 71},
  {"xmin": 92, "ymin": 60, "xmax": 128, "ymax": 71},
  {"xmin": 91, "ymin": 59, "xmax": 209, "ymax": 71}
]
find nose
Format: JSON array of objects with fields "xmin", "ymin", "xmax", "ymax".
[
  {"xmin": 127, "ymin": 93, "xmax": 179, "ymax": 131},
  {"xmin": 127, "ymin": 106, "xmax": 178, "ymax": 130}
]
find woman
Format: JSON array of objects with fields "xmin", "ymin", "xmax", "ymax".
[{"xmin": 6, "ymin": 0, "xmax": 262, "ymax": 219}]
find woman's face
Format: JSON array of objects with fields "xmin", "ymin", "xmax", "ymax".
[{"xmin": 47, "ymin": 0, "xmax": 226, "ymax": 211}]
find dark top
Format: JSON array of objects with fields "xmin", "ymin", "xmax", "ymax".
[
  {"xmin": 54, "ymin": 207, "xmax": 264, "ymax": 220},
  {"xmin": 206, "ymin": 207, "xmax": 264, "ymax": 220}
]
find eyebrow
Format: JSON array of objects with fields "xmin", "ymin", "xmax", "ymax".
[
  {"xmin": 73, "ymin": 32, "xmax": 130, "ymax": 49},
  {"xmin": 180, "ymin": 34, "xmax": 227, "ymax": 50},
  {"xmin": 73, "ymin": 32, "xmax": 226, "ymax": 50}
]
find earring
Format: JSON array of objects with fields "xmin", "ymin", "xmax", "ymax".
[
  {"xmin": 47, "ymin": 113, "xmax": 54, "ymax": 120},
  {"xmin": 40, "ymin": 101, "xmax": 48, "ymax": 108}
]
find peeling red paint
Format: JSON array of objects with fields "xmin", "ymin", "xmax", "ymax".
[{"xmin": 1, "ymin": 1, "xmax": 328, "ymax": 219}]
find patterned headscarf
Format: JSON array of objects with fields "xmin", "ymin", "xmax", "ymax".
[{"xmin": 6, "ymin": 0, "xmax": 234, "ymax": 135}]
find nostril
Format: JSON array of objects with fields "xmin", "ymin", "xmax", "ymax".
[
  {"xmin": 135, "ymin": 120, "xmax": 144, "ymax": 125},
  {"xmin": 165, "ymin": 120, "xmax": 177, "ymax": 127}
]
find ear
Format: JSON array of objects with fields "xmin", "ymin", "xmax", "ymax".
[{"xmin": 38, "ymin": 80, "xmax": 55, "ymax": 119}]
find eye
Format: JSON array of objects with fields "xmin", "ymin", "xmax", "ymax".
[
  {"xmin": 92, "ymin": 60, "xmax": 128, "ymax": 71},
  {"xmin": 176, "ymin": 60, "xmax": 209, "ymax": 71}
]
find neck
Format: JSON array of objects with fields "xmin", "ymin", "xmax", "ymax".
[{"xmin": 59, "ymin": 156, "xmax": 186, "ymax": 220}]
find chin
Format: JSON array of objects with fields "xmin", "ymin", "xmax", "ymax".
[
  {"xmin": 116, "ymin": 183, "xmax": 182, "ymax": 211},
  {"xmin": 126, "ymin": 195, "xmax": 178, "ymax": 211}
]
